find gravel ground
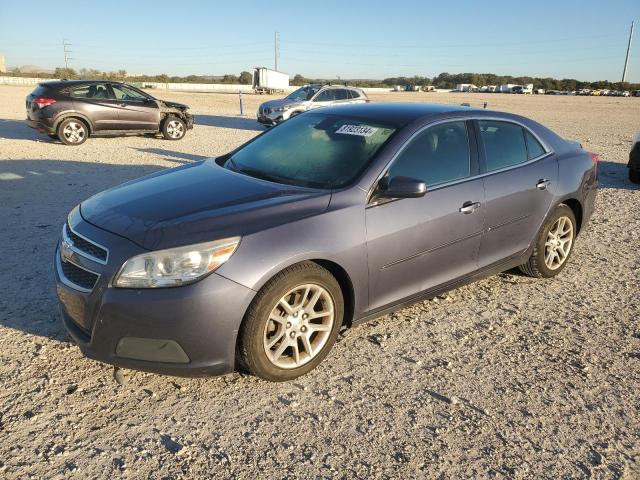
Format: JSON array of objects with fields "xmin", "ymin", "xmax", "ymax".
[{"xmin": 0, "ymin": 85, "xmax": 638, "ymax": 479}]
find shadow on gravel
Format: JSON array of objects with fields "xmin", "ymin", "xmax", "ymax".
[
  {"xmin": 0, "ymin": 119, "xmax": 44, "ymax": 141},
  {"xmin": 0, "ymin": 159, "xmax": 188, "ymax": 342},
  {"xmin": 597, "ymin": 160, "xmax": 639, "ymax": 191},
  {"xmin": 195, "ymin": 114, "xmax": 265, "ymax": 131},
  {"xmin": 134, "ymin": 148, "xmax": 209, "ymax": 163}
]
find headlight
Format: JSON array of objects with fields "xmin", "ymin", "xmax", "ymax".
[
  {"xmin": 114, "ymin": 237, "xmax": 240, "ymax": 288},
  {"xmin": 274, "ymin": 104, "xmax": 292, "ymax": 112}
]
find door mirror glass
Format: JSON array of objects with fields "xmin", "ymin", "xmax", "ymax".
[{"xmin": 379, "ymin": 176, "xmax": 427, "ymax": 198}]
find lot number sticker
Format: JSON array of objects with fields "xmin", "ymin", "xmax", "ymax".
[{"xmin": 336, "ymin": 124, "xmax": 379, "ymax": 137}]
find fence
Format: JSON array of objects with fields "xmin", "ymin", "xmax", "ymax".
[{"xmin": 0, "ymin": 76, "xmax": 400, "ymax": 94}]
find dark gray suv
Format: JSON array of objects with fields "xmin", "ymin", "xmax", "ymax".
[
  {"xmin": 55, "ymin": 103, "xmax": 597, "ymax": 381},
  {"xmin": 26, "ymin": 80, "xmax": 193, "ymax": 145}
]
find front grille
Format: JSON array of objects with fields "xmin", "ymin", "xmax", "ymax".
[
  {"xmin": 65, "ymin": 224, "xmax": 108, "ymax": 262},
  {"xmin": 60, "ymin": 260, "xmax": 99, "ymax": 291}
]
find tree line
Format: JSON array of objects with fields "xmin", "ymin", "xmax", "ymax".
[{"xmin": 4, "ymin": 68, "xmax": 639, "ymax": 91}]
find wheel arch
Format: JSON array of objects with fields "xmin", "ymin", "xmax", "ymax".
[
  {"xmin": 309, "ymin": 259, "xmax": 356, "ymax": 328},
  {"xmin": 54, "ymin": 112, "xmax": 94, "ymax": 133},
  {"xmin": 559, "ymin": 198, "xmax": 583, "ymax": 234}
]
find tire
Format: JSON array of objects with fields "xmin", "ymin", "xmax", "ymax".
[
  {"xmin": 630, "ymin": 169, "xmax": 640, "ymax": 184},
  {"xmin": 48, "ymin": 133, "xmax": 58, "ymax": 140},
  {"xmin": 238, "ymin": 262, "xmax": 344, "ymax": 381},
  {"xmin": 161, "ymin": 116, "xmax": 186, "ymax": 140},
  {"xmin": 56, "ymin": 118, "xmax": 88, "ymax": 146},
  {"xmin": 519, "ymin": 204, "xmax": 577, "ymax": 278}
]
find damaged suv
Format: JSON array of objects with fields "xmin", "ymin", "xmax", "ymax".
[{"xmin": 26, "ymin": 80, "xmax": 193, "ymax": 145}]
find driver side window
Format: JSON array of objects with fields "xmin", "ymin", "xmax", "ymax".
[
  {"xmin": 314, "ymin": 89, "xmax": 335, "ymax": 102},
  {"xmin": 111, "ymin": 84, "xmax": 148, "ymax": 102},
  {"xmin": 388, "ymin": 121, "xmax": 471, "ymax": 186}
]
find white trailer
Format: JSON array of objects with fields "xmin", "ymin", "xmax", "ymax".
[
  {"xmin": 497, "ymin": 84, "xmax": 517, "ymax": 93},
  {"xmin": 253, "ymin": 67, "xmax": 289, "ymax": 94}
]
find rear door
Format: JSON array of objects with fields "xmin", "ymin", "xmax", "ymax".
[
  {"xmin": 109, "ymin": 84, "xmax": 160, "ymax": 131},
  {"xmin": 365, "ymin": 120, "xmax": 485, "ymax": 310},
  {"xmin": 475, "ymin": 119, "xmax": 558, "ymax": 267},
  {"xmin": 69, "ymin": 83, "xmax": 121, "ymax": 131}
]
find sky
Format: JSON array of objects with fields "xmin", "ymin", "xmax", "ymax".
[{"xmin": 0, "ymin": 0, "xmax": 638, "ymax": 82}]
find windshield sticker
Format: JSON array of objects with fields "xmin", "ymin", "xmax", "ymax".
[{"xmin": 336, "ymin": 124, "xmax": 379, "ymax": 137}]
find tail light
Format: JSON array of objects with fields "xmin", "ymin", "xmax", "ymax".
[
  {"xmin": 588, "ymin": 152, "xmax": 599, "ymax": 175},
  {"xmin": 32, "ymin": 97, "xmax": 57, "ymax": 108}
]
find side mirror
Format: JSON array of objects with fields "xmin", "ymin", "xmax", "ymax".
[{"xmin": 378, "ymin": 176, "xmax": 427, "ymax": 199}]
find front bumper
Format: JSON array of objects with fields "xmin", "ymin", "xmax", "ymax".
[
  {"xmin": 257, "ymin": 110, "xmax": 283, "ymax": 126},
  {"xmin": 55, "ymin": 210, "xmax": 255, "ymax": 377}
]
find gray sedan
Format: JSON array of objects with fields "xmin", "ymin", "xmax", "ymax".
[{"xmin": 55, "ymin": 103, "xmax": 598, "ymax": 381}]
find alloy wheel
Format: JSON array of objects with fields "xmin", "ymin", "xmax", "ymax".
[
  {"xmin": 263, "ymin": 283, "xmax": 335, "ymax": 369},
  {"xmin": 166, "ymin": 120, "xmax": 185, "ymax": 139},
  {"xmin": 62, "ymin": 121, "xmax": 86, "ymax": 144},
  {"xmin": 544, "ymin": 216, "xmax": 574, "ymax": 270}
]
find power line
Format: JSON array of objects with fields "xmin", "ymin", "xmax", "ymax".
[{"xmin": 62, "ymin": 39, "xmax": 72, "ymax": 70}]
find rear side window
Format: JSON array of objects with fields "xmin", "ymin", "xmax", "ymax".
[
  {"xmin": 333, "ymin": 89, "xmax": 350, "ymax": 100},
  {"xmin": 389, "ymin": 121, "xmax": 470, "ymax": 186},
  {"xmin": 478, "ymin": 120, "xmax": 527, "ymax": 171},
  {"xmin": 70, "ymin": 83, "xmax": 112, "ymax": 99},
  {"xmin": 349, "ymin": 89, "xmax": 360, "ymax": 99},
  {"xmin": 525, "ymin": 130, "xmax": 546, "ymax": 159}
]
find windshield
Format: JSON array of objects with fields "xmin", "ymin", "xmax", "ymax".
[
  {"xmin": 286, "ymin": 86, "xmax": 320, "ymax": 101},
  {"xmin": 226, "ymin": 113, "xmax": 397, "ymax": 189}
]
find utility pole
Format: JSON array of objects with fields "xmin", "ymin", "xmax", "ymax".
[
  {"xmin": 621, "ymin": 21, "xmax": 634, "ymax": 84},
  {"xmin": 274, "ymin": 31, "xmax": 280, "ymax": 71},
  {"xmin": 62, "ymin": 39, "xmax": 72, "ymax": 73}
]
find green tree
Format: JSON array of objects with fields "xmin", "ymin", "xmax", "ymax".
[{"xmin": 239, "ymin": 71, "xmax": 252, "ymax": 84}]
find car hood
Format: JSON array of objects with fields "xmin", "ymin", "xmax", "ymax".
[
  {"xmin": 80, "ymin": 160, "xmax": 331, "ymax": 251},
  {"xmin": 260, "ymin": 99, "xmax": 306, "ymax": 109}
]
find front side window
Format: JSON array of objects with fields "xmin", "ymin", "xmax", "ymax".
[
  {"xmin": 388, "ymin": 121, "xmax": 471, "ymax": 186},
  {"xmin": 226, "ymin": 113, "xmax": 397, "ymax": 189},
  {"xmin": 286, "ymin": 86, "xmax": 319, "ymax": 101},
  {"xmin": 349, "ymin": 89, "xmax": 361, "ymax": 99},
  {"xmin": 314, "ymin": 89, "xmax": 336, "ymax": 102},
  {"xmin": 111, "ymin": 84, "xmax": 149, "ymax": 102},
  {"xmin": 478, "ymin": 120, "xmax": 528, "ymax": 171},
  {"xmin": 70, "ymin": 83, "xmax": 112, "ymax": 99}
]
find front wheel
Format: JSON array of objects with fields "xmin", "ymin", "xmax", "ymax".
[
  {"xmin": 161, "ymin": 116, "xmax": 186, "ymax": 140},
  {"xmin": 519, "ymin": 204, "xmax": 576, "ymax": 278},
  {"xmin": 238, "ymin": 262, "xmax": 344, "ymax": 381}
]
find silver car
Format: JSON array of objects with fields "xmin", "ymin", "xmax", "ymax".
[{"xmin": 257, "ymin": 84, "xmax": 369, "ymax": 126}]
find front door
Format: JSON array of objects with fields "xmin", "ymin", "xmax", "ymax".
[
  {"xmin": 109, "ymin": 84, "xmax": 160, "ymax": 131},
  {"xmin": 365, "ymin": 120, "xmax": 485, "ymax": 311},
  {"xmin": 475, "ymin": 120, "xmax": 558, "ymax": 267}
]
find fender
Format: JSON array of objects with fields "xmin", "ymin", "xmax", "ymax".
[{"xmin": 53, "ymin": 111, "xmax": 95, "ymax": 133}]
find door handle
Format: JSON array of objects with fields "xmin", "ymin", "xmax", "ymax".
[
  {"xmin": 536, "ymin": 178, "xmax": 551, "ymax": 190},
  {"xmin": 459, "ymin": 201, "xmax": 481, "ymax": 214}
]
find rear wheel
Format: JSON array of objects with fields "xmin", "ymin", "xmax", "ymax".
[
  {"xmin": 238, "ymin": 262, "xmax": 344, "ymax": 381},
  {"xmin": 519, "ymin": 204, "xmax": 576, "ymax": 278},
  {"xmin": 630, "ymin": 169, "xmax": 640, "ymax": 184},
  {"xmin": 162, "ymin": 116, "xmax": 186, "ymax": 140},
  {"xmin": 57, "ymin": 118, "xmax": 88, "ymax": 146}
]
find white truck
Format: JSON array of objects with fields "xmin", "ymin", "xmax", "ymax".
[{"xmin": 253, "ymin": 67, "xmax": 289, "ymax": 94}]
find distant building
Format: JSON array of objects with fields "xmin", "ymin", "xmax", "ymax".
[
  {"xmin": 456, "ymin": 83, "xmax": 478, "ymax": 92},
  {"xmin": 0, "ymin": 55, "xmax": 6, "ymax": 73}
]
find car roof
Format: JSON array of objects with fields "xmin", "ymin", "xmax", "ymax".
[
  {"xmin": 40, "ymin": 80, "xmax": 125, "ymax": 88},
  {"xmin": 317, "ymin": 102, "xmax": 483, "ymax": 125}
]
